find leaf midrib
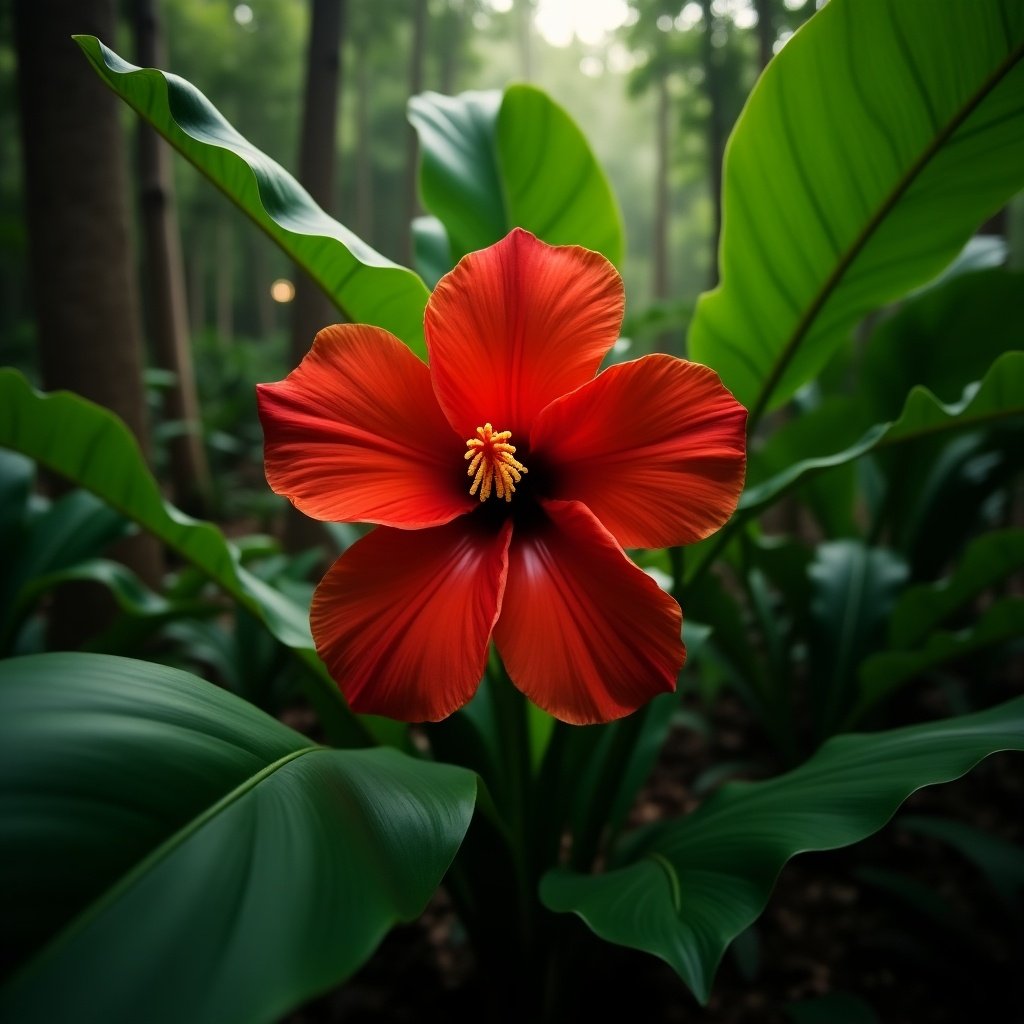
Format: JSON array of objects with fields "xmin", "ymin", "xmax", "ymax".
[
  {"xmin": 10, "ymin": 743, "xmax": 320, "ymax": 984},
  {"xmin": 747, "ymin": 34, "xmax": 1024, "ymax": 430}
]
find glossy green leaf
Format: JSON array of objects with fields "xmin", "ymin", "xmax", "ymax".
[
  {"xmin": 739, "ymin": 351, "xmax": 1024, "ymax": 517},
  {"xmin": 541, "ymin": 696, "xmax": 1024, "ymax": 1004},
  {"xmin": 0, "ymin": 451, "xmax": 33, "ymax": 559},
  {"xmin": 411, "ymin": 214, "xmax": 453, "ymax": 289},
  {"xmin": 689, "ymin": 0, "xmax": 1024, "ymax": 421},
  {"xmin": 890, "ymin": 528, "xmax": 1024, "ymax": 649},
  {"xmin": 409, "ymin": 90, "xmax": 505, "ymax": 260},
  {"xmin": 0, "ymin": 653, "xmax": 476, "ymax": 1023},
  {"xmin": 76, "ymin": 35, "xmax": 429, "ymax": 355},
  {"xmin": 807, "ymin": 541, "xmax": 908, "ymax": 736},
  {"xmin": 4, "ymin": 559, "xmax": 184, "ymax": 653},
  {"xmin": 862, "ymin": 269, "xmax": 1023, "ymax": 421},
  {"xmin": 0, "ymin": 369, "xmax": 387, "ymax": 748},
  {"xmin": 747, "ymin": 397, "xmax": 867, "ymax": 535},
  {"xmin": 0, "ymin": 488, "xmax": 127, "ymax": 645},
  {"xmin": 409, "ymin": 84, "xmax": 624, "ymax": 269},
  {"xmin": 859, "ymin": 598, "xmax": 1024, "ymax": 713}
]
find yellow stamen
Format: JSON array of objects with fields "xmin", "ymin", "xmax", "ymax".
[{"xmin": 464, "ymin": 423, "xmax": 528, "ymax": 503}]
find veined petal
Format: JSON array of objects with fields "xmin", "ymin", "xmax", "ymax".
[
  {"xmin": 494, "ymin": 500, "xmax": 682, "ymax": 725},
  {"xmin": 257, "ymin": 325, "xmax": 472, "ymax": 527},
  {"xmin": 311, "ymin": 518, "xmax": 512, "ymax": 722},
  {"xmin": 532, "ymin": 355, "xmax": 747, "ymax": 549},
  {"xmin": 425, "ymin": 228, "xmax": 624, "ymax": 440}
]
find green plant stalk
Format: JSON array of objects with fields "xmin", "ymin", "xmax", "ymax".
[
  {"xmin": 487, "ymin": 652, "xmax": 536, "ymax": 954},
  {"xmin": 739, "ymin": 538, "xmax": 799, "ymax": 762}
]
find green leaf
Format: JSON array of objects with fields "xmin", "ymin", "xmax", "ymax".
[
  {"xmin": 889, "ymin": 528, "xmax": 1024, "ymax": 649},
  {"xmin": 807, "ymin": 541, "xmax": 908, "ymax": 736},
  {"xmin": 747, "ymin": 397, "xmax": 868, "ymax": 535},
  {"xmin": 689, "ymin": 0, "xmax": 1024, "ymax": 421},
  {"xmin": 411, "ymin": 214, "xmax": 453, "ymax": 289},
  {"xmin": 0, "ymin": 653, "xmax": 476, "ymax": 1023},
  {"xmin": 540, "ymin": 696, "xmax": 1024, "ymax": 1004},
  {"xmin": 0, "ymin": 488, "xmax": 128, "ymax": 646},
  {"xmin": 0, "ymin": 368, "xmax": 389, "ymax": 748},
  {"xmin": 409, "ymin": 84, "xmax": 624, "ymax": 269},
  {"xmin": 862, "ymin": 268, "xmax": 1024, "ymax": 422},
  {"xmin": 739, "ymin": 351, "xmax": 1024, "ymax": 518},
  {"xmin": 858, "ymin": 598, "xmax": 1024, "ymax": 714},
  {"xmin": 409, "ymin": 90, "xmax": 506, "ymax": 260},
  {"xmin": 75, "ymin": 35, "xmax": 429, "ymax": 355}
]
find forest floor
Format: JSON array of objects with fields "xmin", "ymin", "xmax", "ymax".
[{"xmin": 287, "ymin": 676, "xmax": 1024, "ymax": 1024}]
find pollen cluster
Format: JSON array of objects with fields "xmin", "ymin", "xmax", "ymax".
[{"xmin": 465, "ymin": 423, "xmax": 528, "ymax": 502}]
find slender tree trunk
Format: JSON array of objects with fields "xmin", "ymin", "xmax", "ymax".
[
  {"xmin": 354, "ymin": 46, "xmax": 374, "ymax": 242},
  {"xmin": 438, "ymin": 0, "xmax": 464, "ymax": 96},
  {"xmin": 134, "ymin": 0, "xmax": 211, "ymax": 515},
  {"xmin": 14, "ymin": 0, "xmax": 163, "ymax": 630},
  {"xmin": 652, "ymin": 71, "xmax": 672, "ymax": 352},
  {"xmin": 290, "ymin": 0, "xmax": 345, "ymax": 367},
  {"xmin": 188, "ymin": 218, "xmax": 207, "ymax": 336},
  {"xmin": 286, "ymin": 0, "xmax": 346, "ymax": 553},
  {"xmin": 253, "ymin": 240, "xmax": 276, "ymax": 338},
  {"xmin": 700, "ymin": 0, "xmax": 725, "ymax": 288},
  {"xmin": 402, "ymin": 0, "xmax": 427, "ymax": 267},
  {"xmin": 752, "ymin": 0, "xmax": 775, "ymax": 70},
  {"xmin": 215, "ymin": 217, "xmax": 234, "ymax": 344}
]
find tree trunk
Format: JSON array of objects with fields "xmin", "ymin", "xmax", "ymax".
[
  {"xmin": 354, "ymin": 46, "xmax": 374, "ymax": 242},
  {"xmin": 188, "ymin": 218, "xmax": 207, "ymax": 336},
  {"xmin": 285, "ymin": 0, "xmax": 346, "ymax": 554},
  {"xmin": 290, "ymin": 0, "xmax": 345, "ymax": 367},
  {"xmin": 402, "ymin": 0, "xmax": 427, "ymax": 268},
  {"xmin": 752, "ymin": 0, "xmax": 775, "ymax": 71},
  {"xmin": 14, "ymin": 0, "xmax": 163, "ymax": 632},
  {"xmin": 438, "ymin": 0, "xmax": 464, "ymax": 96},
  {"xmin": 652, "ymin": 71, "xmax": 672, "ymax": 352},
  {"xmin": 253, "ymin": 240, "xmax": 276, "ymax": 339},
  {"xmin": 134, "ymin": 0, "xmax": 212, "ymax": 516},
  {"xmin": 700, "ymin": 0, "xmax": 725, "ymax": 288},
  {"xmin": 215, "ymin": 216, "xmax": 234, "ymax": 344}
]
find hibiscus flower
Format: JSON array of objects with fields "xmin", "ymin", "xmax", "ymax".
[{"xmin": 257, "ymin": 228, "xmax": 746, "ymax": 725}]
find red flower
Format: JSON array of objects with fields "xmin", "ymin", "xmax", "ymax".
[{"xmin": 257, "ymin": 229, "xmax": 746, "ymax": 725}]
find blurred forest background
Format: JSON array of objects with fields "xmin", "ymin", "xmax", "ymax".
[{"xmin": 1, "ymin": 0, "xmax": 827, "ymax": 524}]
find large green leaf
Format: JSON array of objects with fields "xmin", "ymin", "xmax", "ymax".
[
  {"xmin": 409, "ymin": 84, "xmax": 624, "ymax": 270},
  {"xmin": 861, "ymin": 269, "xmax": 1024, "ymax": 422},
  {"xmin": 859, "ymin": 598, "xmax": 1024, "ymax": 714},
  {"xmin": 807, "ymin": 541, "xmax": 908, "ymax": 737},
  {"xmin": 541, "ymin": 697, "xmax": 1024, "ymax": 1003},
  {"xmin": 0, "ymin": 369, "xmax": 390, "ymax": 748},
  {"xmin": 738, "ymin": 351, "xmax": 1024, "ymax": 518},
  {"xmin": 409, "ymin": 90, "xmax": 506, "ymax": 262},
  {"xmin": 746, "ymin": 397, "xmax": 866, "ymax": 536},
  {"xmin": 0, "ymin": 653, "xmax": 476, "ymax": 1023},
  {"xmin": 688, "ymin": 0, "xmax": 1024, "ymax": 421},
  {"xmin": 889, "ymin": 528, "xmax": 1024, "ymax": 649},
  {"xmin": 76, "ymin": 35, "xmax": 429, "ymax": 355}
]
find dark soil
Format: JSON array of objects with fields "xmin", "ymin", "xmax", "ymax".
[{"xmin": 287, "ymin": 683, "xmax": 1024, "ymax": 1024}]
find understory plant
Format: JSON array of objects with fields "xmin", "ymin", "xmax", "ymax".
[{"xmin": 1, "ymin": 1, "xmax": 1022, "ymax": 1020}]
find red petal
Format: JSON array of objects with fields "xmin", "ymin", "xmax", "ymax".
[
  {"xmin": 494, "ymin": 500, "xmax": 683, "ymax": 725},
  {"xmin": 257, "ymin": 325, "xmax": 473, "ymax": 527},
  {"xmin": 311, "ymin": 517, "xmax": 511, "ymax": 722},
  {"xmin": 532, "ymin": 355, "xmax": 747, "ymax": 549},
  {"xmin": 425, "ymin": 228, "xmax": 624, "ymax": 440}
]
